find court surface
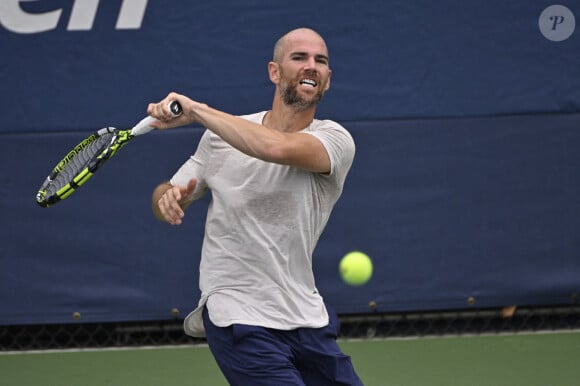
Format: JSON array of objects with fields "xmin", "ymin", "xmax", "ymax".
[{"xmin": 1, "ymin": 331, "xmax": 579, "ymax": 385}]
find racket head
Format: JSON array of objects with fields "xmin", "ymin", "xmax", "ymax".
[{"xmin": 36, "ymin": 127, "xmax": 133, "ymax": 207}]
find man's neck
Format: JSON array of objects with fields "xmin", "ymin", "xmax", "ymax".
[{"xmin": 264, "ymin": 96, "xmax": 317, "ymax": 132}]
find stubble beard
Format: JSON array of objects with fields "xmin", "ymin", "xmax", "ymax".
[{"xmin": 279, "ymin": 72, "xmax": 326, "ymax": 111}]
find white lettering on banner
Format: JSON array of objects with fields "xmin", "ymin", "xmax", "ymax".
[
  {"xmin": 0, "ymin": 0, "xmax": 149, "ymax": 34},
  {"xmin": 0, "ymin": 0, "xmax": 61, "ymax": 33},
  {"xmin": 116, "ymin": 0, "xmax": 148, "ymax": 29},
  {"xmin": 68, "ymin": 0, "xmax": 100, "ymax": 31}
]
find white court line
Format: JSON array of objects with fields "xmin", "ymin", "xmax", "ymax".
[{"xmin": 339, "ymin": 328, "xmax": 580, "ymax": 343}]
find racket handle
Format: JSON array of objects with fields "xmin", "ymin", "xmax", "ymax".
[{"xmin": 131, "ymin": 100, "xmax": 183, "ymax": 136}]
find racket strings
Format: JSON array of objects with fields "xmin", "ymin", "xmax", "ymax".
[{"xmin": 44, "ymin": 132, "xmax": 116, "ymax": 196}]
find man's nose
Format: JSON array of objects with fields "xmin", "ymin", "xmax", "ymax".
[{"xmin": 304, "ymin": 56, "xmax": 317, "ymax": 69}]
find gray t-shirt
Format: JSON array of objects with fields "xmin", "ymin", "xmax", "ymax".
[{"xmin": 171, "ymin": 111, "xmax": 355, "ymax": 337}]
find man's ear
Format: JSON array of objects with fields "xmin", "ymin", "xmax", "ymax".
[
  {"xmin": 268, "ymin": 61, "xmax": 280, "ymax": 84},
  {"xmin": 324, "ymin": 69, "xmax": 332, "ymax": 91}
]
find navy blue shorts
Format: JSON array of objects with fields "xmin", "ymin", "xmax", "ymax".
[{"xmin": 202, "ymin": 306, "xmax": 363, "ymax": 385}]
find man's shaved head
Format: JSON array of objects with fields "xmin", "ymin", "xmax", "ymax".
[{"xmin": 273, "ymin": 28, "xmax": 328, "ymax": 63}]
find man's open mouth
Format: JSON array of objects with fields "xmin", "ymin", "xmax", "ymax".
[{"xmin": 299, "ymin": 79, "xmax": 317, "ymax": 87}]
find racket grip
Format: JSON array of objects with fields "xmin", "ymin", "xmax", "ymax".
[{"xmin": 131, "ymin": 100, "xmax": 183, "ymax": 136}]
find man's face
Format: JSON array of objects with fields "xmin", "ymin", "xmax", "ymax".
[{"xmin": 276, "ymin": 32, "xmax": 331, "ymax": 111}]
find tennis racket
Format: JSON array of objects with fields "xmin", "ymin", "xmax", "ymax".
[{"xmin": 36, "ymin": 101, "xmax": 182, "ymax": 208}]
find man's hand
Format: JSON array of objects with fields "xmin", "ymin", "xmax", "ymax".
[
  {"xmin": 153, "ymin": 179, "xmax": 197, "ymax": 225},
  {"xmin": 147, "ymin": 92, "xmax": 199, "ymax": 130}
]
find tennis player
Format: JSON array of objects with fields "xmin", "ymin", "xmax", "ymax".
[{"xmin": 149, "ymin": 27, "xmax": 363, "ymax": 385}]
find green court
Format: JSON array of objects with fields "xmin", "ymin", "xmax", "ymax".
[{"xmin": 2, "ymin": 331, "xmax": 579, "ymax": 385}]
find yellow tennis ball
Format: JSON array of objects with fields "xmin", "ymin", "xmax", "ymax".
[{"xmin": 339, "ymin": 251, "xmax": 373, "ymax": 286}]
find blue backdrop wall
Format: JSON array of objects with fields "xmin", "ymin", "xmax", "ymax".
[{"xmin": 1, "ymin": 0, "xmax": 579, "ymax": 325}]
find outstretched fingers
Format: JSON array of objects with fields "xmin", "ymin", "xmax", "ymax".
[
  {"xmin": 158, "ymin": 179, "xmax": 197, "ymax": 225},
  {"xmin": 159, "ymin": 186, "xmax": 184, "ymax": 225}
]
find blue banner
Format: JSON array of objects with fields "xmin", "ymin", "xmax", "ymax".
[{"xmin": 1, "ymin": 1, "xmax": 579, "ymax": 325}]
